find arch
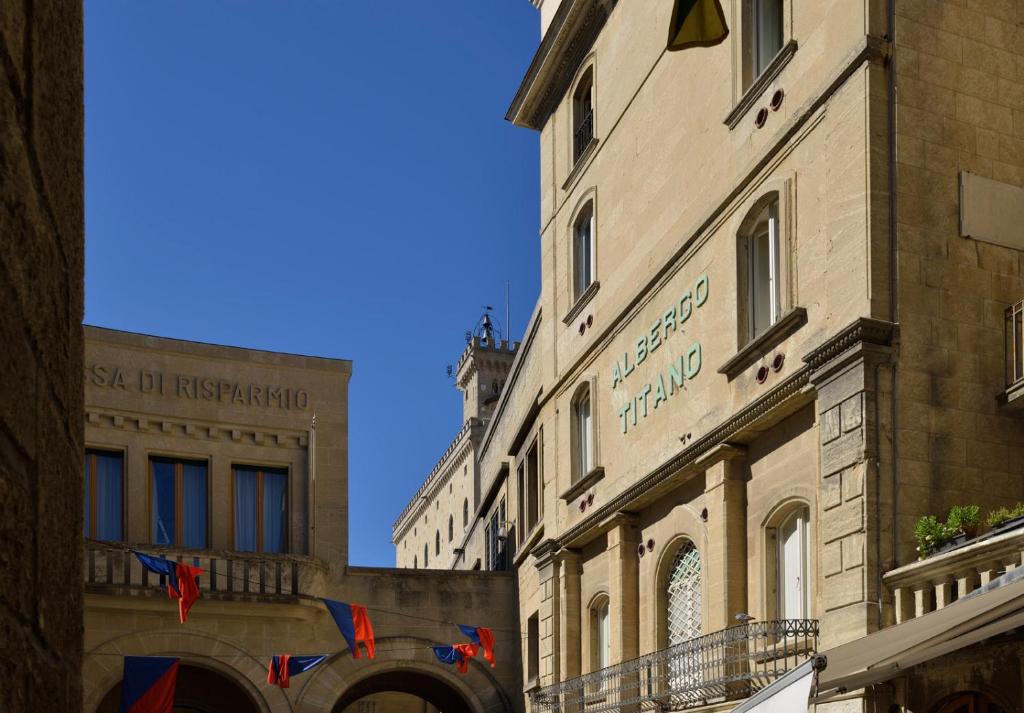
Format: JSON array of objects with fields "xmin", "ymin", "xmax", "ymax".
[
  {"xmin": 295, "ymin": 636, "xmax": 512, "ymax": 713},
  {"xmin": 83, "ymin": 628, "xmax": 278, "ymax": 713},
  {"xmin": 571, "ymin": 199, "xmax": 596, "ymax": 302},
  {"xmin": 654, "ymin": 534, "xmax": 704, "ymax": 651},
  {"xmin": 571, "ymin": 60, "xmax": 595, "ymax": 164},
  {"xmin": 762, "ymin": 497, "xmax": 812, "ymax": 621},
  {"xmin": 931, "ymin": 690, "xmax": 1012, "ymax": 713},
  {"xmin": 585, "ymin": 591, "xmax": 611, "ymax": 673},
  {"xmin": 95, "ymin": 662, "xmax": 261, "ymax": 713}
]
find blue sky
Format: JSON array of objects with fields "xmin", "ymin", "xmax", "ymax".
[{"xmin": 85, "ymin": 1, "xmax": 540, "ymax": 565}]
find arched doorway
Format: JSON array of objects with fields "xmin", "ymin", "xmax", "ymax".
[
  {"xmin": 331, "ymin": 669, "xmax": 474, "ymax": 713},
  {"xmin": 95, "ymin": 663, "xmax": 260, "ymax": 713},
  {"xmin": 934, "ymin": 691, "xmax": 1007, "ymax": 713}
]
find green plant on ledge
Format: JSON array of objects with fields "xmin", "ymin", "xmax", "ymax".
[
  {"xmin": 947, "ymin": 504, "xmax": 981, "ymax": 537},
  {"xmin": 914, "ymin": 515, "xmax": 954, "ymax": 559},
  {"xmin": 986, "ymin": 503, "xmax": 1024, "ymax": 528}
]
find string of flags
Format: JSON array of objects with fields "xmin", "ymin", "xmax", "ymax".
[{"xmin": 121, "ymin": 550, "xmax": 500, "ymax": 710}]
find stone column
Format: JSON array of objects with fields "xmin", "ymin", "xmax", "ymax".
[
  {"xmin": 558, "ymin": 548, "xmax": 582, "ymax": 681},
  {"xmin": 696, "ymin": 444, "xmax": 748, "ymax": 631},
  {"xmin": 604, "ymin": 512, "xmax": 640, "ymax": 663},
  {"xmin": 534, "ymin": 539, "xmax": 562, "ymax": 686}
]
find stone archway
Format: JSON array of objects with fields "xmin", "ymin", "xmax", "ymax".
[
  {"xmin": 294, "ymin": 637, "xmax": 512, "ymax": 713},
  {"xmin": 94, "ymin": 662, "xmax": 261, "ymax": 713}
]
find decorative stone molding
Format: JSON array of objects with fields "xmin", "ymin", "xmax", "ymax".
[
  {"xmin": 802, "ymin": 317, "xmax": 896, "ymax": 372},
  {"xmin": 84, "ymin": 410, "xmax": 309, "ymax": 450}
]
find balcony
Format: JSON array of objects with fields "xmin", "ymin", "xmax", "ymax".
[
  {"xmin": 84, "ymin": 540, "xmax": 329, "ymax": 602},
  {"xmin": 574, "ymin": 111, "xmax": 594, "ymax": 164},
  {"xmin": 885, "ymin": 523, "xmax": 1024, "ymax": 624},
  {"xmin": 1002, "ymin": 299, "xmax": 1024, "ymax": 407},
  {"xmin": 530, "ymin": 619, "xmax": 819, "ymax": 713}
]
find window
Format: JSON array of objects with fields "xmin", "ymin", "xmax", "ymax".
[
  {"xmin": 527, "ymin": 613, "xmax": 540, "ymax": 683},
  {"xmin": 232, "ymin": 465, "xmax": 287, "ymax": 553},
  {"xmin": 485, "ymin": 497, "xmax": 508, "ymax": 571},
  {"xmin": 666, "ymin": 541, "xmax": 702, "ymax": 646},
  {"xmin": 573, "ymin": 69, "xmax": 594, "ymax": 163},
  {"xmin": 84, "ymin": 449, "xmax": 123, "ymax": 541},
  {"xmin": 424, "ymin": 542, "xmax": 429, "ymax": 568},
  {"xmin": 775, "ymin": 506, "xmax": 810, "ymax": 619},
  {"xmin": 448, "ymin": 515, "xmax": 454, "ymax": 542},
  {"xmin": 520, "ymin": 434, "xmax": 543, "ymax": 539},
  {"xmin": 739, "ymin": 193, "xmax": 784, "ymax": 342},
  {"xmin": 463, "ymin": 498, "xmax": 469, "ymax": 528},
  {"xmin": 573, "ymin": 203, "xmax": 595, "ymax": 301},
  {"xmin": 590, "ymin": 596, "xmax": 611, "ymax": 672},
  {"xmin": 744, "ymin": 0, "xmax": 784, "ymax": 88},
  {"xmin": 150, "ymin": 457, "xmax": 208, "ymax": 548},
  {"xmin": 435, "ymin": 530, "xmax": 440, "ymax": 556},
  {"xmin": 572, "ymin": 384, "xmax": 594, "ymax": 484},
  {"xmin": 413, "ymin": 555, "xmax": 417, "ymax": 569}
]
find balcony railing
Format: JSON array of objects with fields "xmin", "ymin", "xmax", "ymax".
[
  {"xmin": 530, "ymin": 619, "xmax": 818, "ymax": 713},
  {"xmin": 84, "ymin": 540, "xmax": 329, "ymax": 601},
  {"xmin": 574, "ymin": 111, "xmax": 594, "ymax": 164},
  {"xmin": 1005, "ymin": 300, "xmax": 1024, "ymax": 403},
  {"xmin": 885, "ymin": 523, "xmax": 1024, "ymax": 624}
]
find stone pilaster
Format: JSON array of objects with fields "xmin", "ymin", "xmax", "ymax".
[
  {"xmin": 696, "ymin": 444, "xmax": 748, "ymax": 631},
  {"xmin": 557, "ymin": 549, "xmax": 582, "ymax": 681},
  {"xmin": 533, "ymin": 539, "xmax": 562, "ymax": 685},
  {"xmin": 603, "ymin": 512, "xmax": 640, "ymax": 663},
  {"xmin": 805, "ymin": 318, "xmax": 895, "ymax": 649}
]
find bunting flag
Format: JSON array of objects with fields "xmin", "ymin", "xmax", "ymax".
[
  {"xmin": 120, "ymin": 656, "xmax": 179, "ymax": 713},
  {"xmin": 322, "ymin": 599, "xmax": 376, "ymax": 659},
  {"xmin": 266, "ymin": 654, "xmax": 327, "ymax": 688},
  {"xmin": 133, "ymin": 552, "xmax": 204, "ymax": 623},
  {"xmin": 458, "ymin": 625, "xmax": 496, "ymax": 667},
  {"xmin": 667, "ymin": 0, "xmax": 729, "ymax": 51},
  {"xmin": 432, "ymin": 644, "xmax": 479, "ymax": 674}
]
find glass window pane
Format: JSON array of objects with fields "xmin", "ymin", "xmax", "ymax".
[
  {"xmin": 234, "ymin": 467, "xmax": 258, "ymax": 551},
  {"xmin": 262, "ymin": 469, "xmax": 287, "ymax": 553},
  {"xmin": 83, "ymin": 455, "xmax": 92, "ymax": 538},
  {"xmin": 576, "ymin": 216, "xmax": 592, "ymax": 297},
  {"xmin": 96, "ymin": 452, "xmax": 123, "ymax": 541},
  {"xmin": 151, "ymin": 460, "xmax": 175, "ymax": 545},
  {"xmin": 182, "ymin": 462, "xmax": 207, "ymax": 549},
  {"xmin": 752, "ymin": 227, "xmax": 772, "ymax": 337},
  {"xmin": 754, "ymin": 0, "xmax": 783, "ymax": 76}
]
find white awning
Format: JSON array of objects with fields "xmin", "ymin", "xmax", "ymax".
[{"xmin": 730, "ymin": 657, "xmax": 823, "ymax": 713}]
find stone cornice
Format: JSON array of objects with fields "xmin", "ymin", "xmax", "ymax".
[
  {"xmin": 85, "ymin": 409, "xmax": 310, "ymax": 449},
  {"xmin": 802, "ymin": 317, "xmax": 896, "ymax": 371},
  {"xmin": 506, "ymin": 0, "xmax": 617, "ymax": 130}
]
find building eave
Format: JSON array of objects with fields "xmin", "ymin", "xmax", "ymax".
[{"xmin": 505, "ymin": 0, "xmax": 616, "ymax": 130}]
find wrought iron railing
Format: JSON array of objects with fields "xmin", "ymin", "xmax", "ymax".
[
  {"xmin": 574, "ymin": 111, "xmax": 594, "ymax": 163},
  {"xmin": 84, "ymin": 540, "xmax": 329, "ymax": 600},
  {"xmin": 530, "ymin": 619, "xmax": 818, "ymax": 713},
  {"xmin": 1006, "ymin": 300, "xmax": 1023, "ymax": 389}
]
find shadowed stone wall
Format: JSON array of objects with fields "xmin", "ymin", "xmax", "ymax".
[{"xmin": 0, "ymin": 1, "xmax": 85, "ymax": 711}]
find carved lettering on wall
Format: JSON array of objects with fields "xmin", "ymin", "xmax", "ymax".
[{"xmin": 85, "ymin": 363, "xmax": 311, "ymax": 411}]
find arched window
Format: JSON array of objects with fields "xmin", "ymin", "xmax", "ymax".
[
  {"xmin": 463, "ymin": 498, "xmax": 469, "ymax": 528},
  {"xmin": 744, "ymin": 0, "xmax": 784, "ymax": 88},
  {"xmin": 573, "ymin": 202, "xmax": 595, "ymax": 301},
  {"xmin": 424, "ymin": 543, "xmax": 428, "ymax": 568},
  {"xmin": 572, "ymin": 383, "xmax": 594, "ymax": 484},
  {"xmin": 768, "ymin": 504, "xmax": 811, "ymax": 620},
  {"xmin": 666, "ymin": 541, "xmax": 702, "ymax": 646},
  {"xmin": 589, "ymin": 595, "xmax": 610, "ymax": 673},
  {"xmin": 738, "ymin": 191, "xmax": 789, "ymax": 345},
  {"xmin": 413, "ymin": 555, "xmax": 417, "ymax": 569},
  {"xmin": 573, "ymin": 67, "xmax": 594, "ymax": 164},
  {"xmin": 435, "ymin": 530, "xmax": 441, "ymax": 556},
  {"xmin": 448, "ymin": 515, "xmax": 454, "ymax": 542},
  {"xmin": 934, "ymin": 691, "xmax": 1006, "ymax": 713}
]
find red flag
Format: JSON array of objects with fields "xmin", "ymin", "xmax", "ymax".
[
  {"xmin": 172, "ymin": 563, "xmax": 203, "ymax": 623},
  {"xmin": 452, "ymin": 644, "xmax": 479, "ymax": 674},
  {"xmin": 351, "ymin": 604, "xmax": 376, "ymax": 659}
]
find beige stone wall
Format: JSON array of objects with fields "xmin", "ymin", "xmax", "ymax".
[
  {"xmin": 84, "ymin": 327, "xmax": 350, "ymax": 563},
  {"xmin": 0, "ymin": 2, "xmax": 85, "ymax": 709},
  {"xmin": 892, "ymin": 0, "xmax": 1024, "ymax": 566}
]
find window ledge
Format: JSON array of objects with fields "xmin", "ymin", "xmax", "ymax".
[
  {"xmin": 513, "ymin": 523, "xmax": 546, "ymax": 567},
  {"xmin": 560, "ymin": 466, "xmax": 605, "ymax": 502},
  {"xmin": 998, "ymin": 380, "xmax": 1024, "ymax": 409},
  {"xmin": 723, "ymin": 40, "xmax": 798, "ymax": 130},
  {"xmin": 717, "ymin": 307, "xmax": 807, "ymax": 380},
  {"xmin": 563, "ymin": 281, "xmax": 600, "ymax": 326},
  {"xmin": 562, "ymin": 137, "xmax": 599, "ymax": 192},
  {"xmin": 524, "ymin": 677, "xmax": 542, "ymax": 695}
]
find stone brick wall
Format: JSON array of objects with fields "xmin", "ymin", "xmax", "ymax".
[
  {"xmin": 894, "ymin": 0, "xmax": 1024, "ymax": 564},
  {"xmin": 0, "ymin": 2, "xmax": 85, "ymax": 710}
]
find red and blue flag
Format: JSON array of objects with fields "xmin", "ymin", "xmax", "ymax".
[
  {"xmin": 458, "ymin": 625, "xmax": 496, "ymax": 667},
  {"xmin": 266, "ymin": 654, "xmax": 327, "ymax": 688},
  {"xmin": 133, "ymin": 551, "xmax": 203, "ymax": 623},
  {"xmin": 432, "ymin": 644, "xmax": 479, "ymax": 674},
  {"xmin": 322, "ymin": 599, "xmax": 375, "ymax": 659},
  {"xmin": 120, "ymin": 656, "xmax": 179, "ymax": 713}
]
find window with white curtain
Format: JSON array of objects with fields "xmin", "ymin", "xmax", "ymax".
[
  {"xmin": 748, "ymin": 194, "xmax": 781, "ymax": 339},
  {"xmin": 777, "ymin": 506, "xmax": 811, "ymax": 619}
]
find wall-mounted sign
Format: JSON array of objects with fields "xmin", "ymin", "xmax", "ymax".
[
  {"xmin": 85, "ymin": 363, "xmax": 310, "ymax": 411},
  {"xmin": 612, "ymin": 274, "xmax": 708, "ymax": 434}
]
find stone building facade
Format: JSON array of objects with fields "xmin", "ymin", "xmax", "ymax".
[
  {"xmin": 395, "ymin": 1, "xmax": 1024, "ymax": 711},
  {"xmin": 1, "ymin": 3, "xmax": 85, "ymax": 711},
  {"xmin": 82, "ymin": 326, "xmax": 523, "ymax": 713}
]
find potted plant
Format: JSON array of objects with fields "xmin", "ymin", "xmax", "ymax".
[
  {"xmin": 987, "ymin": 503, "xmax": 1024, "ymax": 535},
  {"xmin": 947, "ymin": 504, "xmax": 981, "ymax": 538},
  {"xmin": 914, "ymin": 515, "xmax": 953, "ymax": 559}
]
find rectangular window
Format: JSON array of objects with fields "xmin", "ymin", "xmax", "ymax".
[
  {"xmin": 517, "ymin": 462, "xmax": 526, "ymax": 545},
  {"xmin": 576, "ymin": 392, "xmax": 593, "ymax": 482},
  {"xmin": 747, "ymin": 0, "xmax": 784, "ymax": 84},
  {"xmin": 526, "ymin": 439, "xmax": 540, "ymax": 532},
  {"xmin": 574, "ymin": 210, "xmax": 594, "ymax": 300},
  {"xmin": 84, "ymin": 449, "xmax": 123, "ymax": 541},
  {"xmin": 750, "ymin": 198, "xmax": 781, "ymax": 338},
  {"xmin": 149, "ymin": 457, "xmax": 208, "ymax": 548},
  {"xmin": 232, "ymin": 465, "xmax": 288, "ymax": 553},
  {"xmin": 527, "ymin": 613, "xmax": 540, "ymax": 682}
]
